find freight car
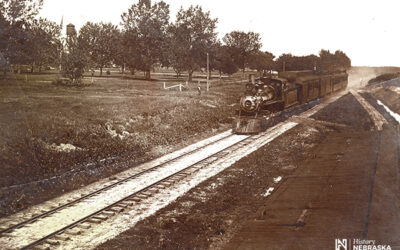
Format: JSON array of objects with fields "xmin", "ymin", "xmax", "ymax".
[{"xmin": 233, "ymin": 70, "xmax": 348, "ymax": 134}]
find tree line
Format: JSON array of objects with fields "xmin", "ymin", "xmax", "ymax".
[{"xmin": 0, "ymin": 0, "xmax": 352, "ymax": 81}]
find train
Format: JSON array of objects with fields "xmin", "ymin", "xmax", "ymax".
[{"xmin": 233, "ymin": 70, "xmax": 348, "ymax": 134}]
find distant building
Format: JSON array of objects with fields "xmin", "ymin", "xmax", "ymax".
[{"xmin": 66, "ymin": 24, "xmax": 76, "ymax": 37}]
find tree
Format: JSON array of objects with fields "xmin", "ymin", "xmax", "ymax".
[
  {"xmin": 0, "ymin": 13, "xmax": 8, "ymax": 57},
  {"xmin": 275, "ymin": 53, "xmax": 319, "ymax": 72},
  {"xmin": 121, "ymin": 0, "xmax": 170, "ymax": 80},
  {"xmin": 61, "ymin": 34, "xmax": 88, "ymax": 83},
  {"xmin": 275, "ymin": 50, "xmax": 350, "ymax": 72},
  {"xmin": 333, "ymin": 50, "xmax": 351, "ymax": 70},
  {"xmin": 248, "ymin": 51, "xmax": 275, "ymax": 74},
  {"xmin": 213, "ymin": 44, "xmax": 238, "ymax": 76},
  {"xmin": 319, "ymin": 49, "xmax": 351, "ymax": 71},
  {"xmin": 223, "ymin": 31, "xmax": 262, "ymax": 74},
  {"xmin": 0, "ymin": 0, "xmax": 43, "ymax": 24},
  {"xmin": 112, "ymin": 29, "xmax": 129, "ymax": 75},
  {"xmin": 168, "ymin": 5, "xmax": 218, "ymax": 82},
  {"xmin": 319, "ymin": 49, "xmax": 335, "ymax": 71},
  {"xmin": 275, "ymin": 53, "xmax": 293, "ymax": 72},
  {"xmin": 26, "ymin": 18, "xmax": 61, "ymax": 72},
  {"xmin": 79, "ymin": 22, "xmax": 120, "ymax": 76},
  {"xmin": 0, "ymin": 0, "xmax": 44, "ymax": 69}
]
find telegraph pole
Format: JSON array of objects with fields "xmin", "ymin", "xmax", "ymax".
[{"xmin": 206, "ymin": 52, "xmax": 209, "ymax": 91}]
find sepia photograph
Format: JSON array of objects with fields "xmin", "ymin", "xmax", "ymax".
[{"xmin": 0, "ymin": 0, "xmax": 399, "ymax": 249}]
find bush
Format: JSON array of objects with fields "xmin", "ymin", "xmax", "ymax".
[
  {"xmin": 52, "ymin": 78, "xmax": 72, "ymax": 85},
  {"xmin": 106, "ymin": 69, "xmax": 111, "ymax": 75},
  {"xmin": 61, "ymin": 53, "xmax": 85, "ymax": 83}
]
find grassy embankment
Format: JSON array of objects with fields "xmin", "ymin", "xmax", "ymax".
[
  {"xmin": 368, "ymin": 72, "xmax": 400, "ymax": 85},
  {"xmin": 0, "ymin": 70, "xmax": 245, "ymax": 215}
]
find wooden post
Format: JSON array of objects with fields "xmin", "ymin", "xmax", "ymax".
[
  {"xmin": 206, "ymin": 53, "xmax": 209, "ymax": 91},
  {"xmin": 163, "ymin": 82, "xmax": 166, "ymax": 89},
  {"xmin": 179, "ymin": 84, "xmax": 182, "ymax": 92}
]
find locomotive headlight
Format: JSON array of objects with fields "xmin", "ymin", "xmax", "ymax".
[
  {"xmin": 244, "ymin": 100, "xmax": 252, "ymax": 109},
  {"xmin": 240, "ymin": 96, "xmax": 257, "ymax": 112}
]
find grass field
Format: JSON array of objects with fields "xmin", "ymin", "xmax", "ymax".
[{"xmin": 0, "ymin": 70, "xmax": 247, "ymax": 215}]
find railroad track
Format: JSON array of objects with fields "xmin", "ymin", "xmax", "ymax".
[
  {"xmin": 1, "ymin": 132, "xmax": 269, "ymax": 249},
  {"xmin": 0, "ymin": 132, "xmax": 234, "ymax": 237}
]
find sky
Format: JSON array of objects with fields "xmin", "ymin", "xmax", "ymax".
[{"xmin": 39, "ymin": 0, "xmax": 400, "ymax": 67}]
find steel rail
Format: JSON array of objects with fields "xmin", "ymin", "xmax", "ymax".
[
  {"xmin": 0, "ymin": 132, "xmax": 234, "ymax": 236},
  {"xmin": 21, "ymin": 134, "xmax": 254, "ymax": 249}
]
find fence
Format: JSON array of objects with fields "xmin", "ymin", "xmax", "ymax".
[{"xmin": 163, "ymin": 81, "xmax": 189, "ymax": 92}]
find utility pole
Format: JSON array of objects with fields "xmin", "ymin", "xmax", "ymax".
[{"xmin": 206, "ymin": 52, "xmax": 209, "ymax": 92}]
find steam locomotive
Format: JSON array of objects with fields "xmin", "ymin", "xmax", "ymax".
[{"xmin": 233, "ymin": 70, "xmax": 348, "ymax": 134}]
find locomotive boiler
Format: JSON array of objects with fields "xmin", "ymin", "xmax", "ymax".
[{"xmin": 233, "ymin": 70, "xmax": 348, "ymax": 134}]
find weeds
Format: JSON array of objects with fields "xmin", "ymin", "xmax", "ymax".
[{"xmin": 0, "ymin": 76, "xmax": 242, "ymax": 190}]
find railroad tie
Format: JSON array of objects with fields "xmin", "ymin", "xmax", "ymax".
[
  {"xmin": 35, "ymin": 244, "xmax": 54, "ymax": 250},
  {"xmin": 126, "ymin": 197, "xmax": 141, "ymax": 203},
  {"xmin": 155, "ymin": 184, "xmax": 167, "ymax": 189},
  {"xmin": 77, "ymin": 223, "xmax": 92, "ymax": 229},
  {"xmin": 1, "ymin": 232, "xmax": 15, "ymax": 237},
  {"xmin": 163, "ymin": 180, "xmax": 175, "ymax": 185},
  {"xmin": 101, "ymin": 211, "xmax": 115, "ymax": 216},
  {"xmin": 114, "ymin": 203, "xmax": 128, "ymax": 208},
  {"xmin": 141, "ymin": 191, "xmax": 153, "ymax": 196},
  {"xmin": 0, "ymin": 225, "xmax": 10, "ymax": 231},
  {"xmin": 92, "ymin": 214, "xmax": 108, "ymax": 221},
  {"xmin": 136, "ymin": 194, "xmax": 149, "ymax": 199},
  {"xmin": 54, "ymin": 234, "xmax": 71, "ymax": 241},
  {"xmin": 48, "ymin": 204, "xmax": 58, "ymax": 209},
  {"xmin": 107, "ymin": 207, "xmax": 124, "ymax": 213},
  {"xmin": 65, "ymin": 228, "xmax": 82, "ymax": 235},
  {"xmin": 30, "ymin": 213, "xmax": 40, "ymax": 218},
  {"xmin": 46, "ymin": 239, "xmax": 60, "ymax": 246},
  {"xmin": 86, "ymin": 218, "xmax": 102, "ymax": 224}
]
